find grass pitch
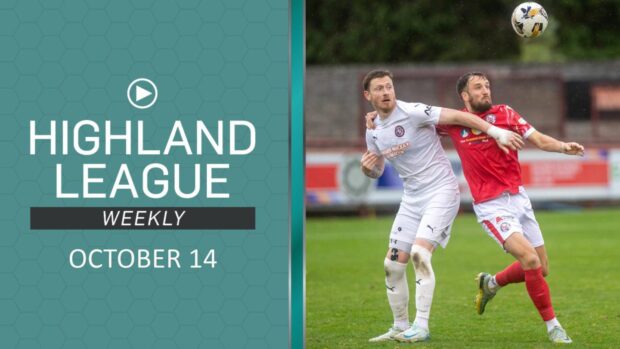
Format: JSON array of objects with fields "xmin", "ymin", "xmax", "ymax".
[{"xmin": 307, "ymin": 208, "xmax": 620, "ymax": 348}]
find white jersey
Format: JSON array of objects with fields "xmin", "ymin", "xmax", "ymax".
[{"xmin": 366, "ymin": 100, "xmax": 457, "ymax": 196}]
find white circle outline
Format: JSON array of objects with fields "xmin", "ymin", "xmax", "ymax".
[{"xmin": 127, "ymin": 78, "xmax": 158, "ymax": 109}]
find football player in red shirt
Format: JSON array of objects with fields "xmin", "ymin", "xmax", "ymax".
[{"xmin": 448, "ymin": 72, "xmax": 582, "ymax": 344}]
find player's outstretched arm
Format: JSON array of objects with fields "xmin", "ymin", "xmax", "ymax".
[
  {"xmin": 361, "ymin": 150, "xmax": 384, "ymax": 178},
  {"xmin": 364, "ymin": 108, "xmax": 523, "ymax": 153},
  {"xmin": 527, "ymin": 131, "xmax": 585, "ymax": 156},
  {"xmin": 438, "ymin": 108, "xmax": 524, "ymax": 152}
]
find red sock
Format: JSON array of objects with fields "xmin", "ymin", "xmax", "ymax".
[
  {"xmin": 495, "ymin": 261, "xmax": 525, "ymax": 286},
  {"xmin": 524, "ymin": 267, "xmax": 555, "ymax": 321}
]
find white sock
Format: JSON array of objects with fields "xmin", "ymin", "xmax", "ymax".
[
  {"xmin": 383, "ymin": 258, "xmax": 409, "ymax": 328},
  {"xmin": 487, "ymin": 275, "xmax": 501, "ymax": 292},
  {"xmin": 394, "ymin": 319, "xmax": 409, "ymax": 330},
  {"xmin": 545, "ymin": 317, "xmax": 561, "ymax": 332},
  {"xmin": 411, "ymin": 245, "xmax": 434, "ymax": 331},
  {"xmin": 414, "ymin": 314, "xmax": 429, "ymax": 330}
]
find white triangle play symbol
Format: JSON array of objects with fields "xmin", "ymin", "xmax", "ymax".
[{"xmin": 135, "ymin": 85, "xmax": 152, "ymax": 102}]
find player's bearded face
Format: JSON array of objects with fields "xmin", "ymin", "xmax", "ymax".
[
  {"xmin": 365, "ymin": 77, "xmax": 396, "ymax": 114},
  {"xmin": 466, "ymin": 77, "xmax": 492, "ymax": 113}
]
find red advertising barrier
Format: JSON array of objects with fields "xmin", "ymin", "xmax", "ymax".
[
  {"xmin": 520, "ymin": 161, "xmax": 609, "ymax": 187},
  {"xmin": 306, "ymin": 164, "xmax": 338, "ymax": 190},
  {"xmin": 306, "ymin": 149, "xmax": 620, "ymax": 208}
]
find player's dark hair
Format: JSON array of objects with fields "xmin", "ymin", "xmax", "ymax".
[
  {"xmin": 363, "ymin": 69, "xmax": 393, "ymax": 91},
  {"xmin": 456, "ymin": 72, "xmax": 488, "ymax": 96}
]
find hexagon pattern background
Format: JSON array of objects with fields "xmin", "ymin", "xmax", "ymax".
[{"xmin": 0, "ymin": 0, "xmax": 289, "ymax": 348}]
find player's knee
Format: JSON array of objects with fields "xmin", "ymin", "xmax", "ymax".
[
  {"xmin": 520, "ymin": 252, "xmax": 541, "ymax": 270},
  {"xmin": 410, "ymin": 245, "xmax": 433, "ymax": 277},
  {"xmin": 384, "ymin": 258, "xmax": 406, "ymax": 281}
]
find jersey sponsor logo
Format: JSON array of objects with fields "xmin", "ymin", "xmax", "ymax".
[
  {"xmin": 459, "ymin": 127, "xmax": 489, "ymax": 145},
  {"xmin": 381, "ymin": 142, "xmax": 410, "ymax": 159},
  {"xmin": 461, "ymin": 135, "xmax": 489, "ymax": 145},
  {"xmin": 395, "ymin": 125, "xmax": 405, "ymax": 137},
  {"xmin": 500, "ymin": 222, "xmax": 511, "ymax": 233},
  {"xmin": 485, "ymin": 114, "xmax": 496, "ymax": 124}
]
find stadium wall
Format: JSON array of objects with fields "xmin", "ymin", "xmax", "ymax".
[
  {"xmin": 306, "ymin": 62, "xmax": 620, "ymax": 148},
  {"xmin": 306, "ymin": 148, "xmax": 620, "ymax": 210}
]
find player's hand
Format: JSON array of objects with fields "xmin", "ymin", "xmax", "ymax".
[
  {"xmin": 365, "ymin": 111, "xmax": 378, "ymax": 129},
  {"xmin": 504, "ymin": 130, "xmax": 524, "ymax": 150},
  {"xmin": 495, "ymin": 142, "xmax": 511, "ymax": 155},
  {"xmin": 487, "ymin": 126, "xmax": 524, "ymax": 152},
  {"xmin": 561, "ymin": 142, "xmax": 585, "ymax": 156},
  {"xmin": 361, "ymin": 150, "xmax": 380, "ymax": 171}
]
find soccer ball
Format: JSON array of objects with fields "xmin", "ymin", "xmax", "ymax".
[{"xmin": 511, "ymin": 2, "xmax": 548, "ymax": 38}]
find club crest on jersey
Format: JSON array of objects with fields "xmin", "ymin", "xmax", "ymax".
[
  {"xmin": 500, "ymin": 222, "xmax": 511, "ymax": 233},
  {"xmin": 485, "ymin": 114, "xmax": 496, "ymax": 124},
  {"xmin": 460, "ymin": 129, "xmax": 469, "ymax": 138},
  {"xmin": 395, "ymin": 125, "xmax": 405, "ymax": 137},
  {"xmin": 471, "ymin": 128, "xmax": 482, "ymax": 135}
]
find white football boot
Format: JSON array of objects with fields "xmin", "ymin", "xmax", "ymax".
[{"xmin": 368, "ymin": 325, "xmax": 407, "ymax": 342}]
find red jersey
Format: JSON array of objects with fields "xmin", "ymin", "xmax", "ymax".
[{"xmin": 440, "ymin": 104, "xmax": 536, "ymax": 203}]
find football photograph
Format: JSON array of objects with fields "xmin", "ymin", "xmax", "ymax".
[{"xmin": 306, "ymin": 1, "xmax": 620, "ymax": 348}]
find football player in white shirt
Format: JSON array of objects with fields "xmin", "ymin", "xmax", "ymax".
[{"xmin": 362, "ymin": 69, "xmax": 523, "ymax": 343}]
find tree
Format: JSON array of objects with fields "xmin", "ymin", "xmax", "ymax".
[
  {"xmin": 307, "ymin": 0, "xmax": 521, "ymax": 64},
  {"xmin": 551, "ymin": 0, "xmax": 620, "ymax": 60},
  {"xmin": 308, "ymin": 0, "xmax": 620, "ymax": 64}
]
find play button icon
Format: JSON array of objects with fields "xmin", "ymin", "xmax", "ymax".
[
  {"xmin": 127, "ymin": 78, "xmax": 158, "ymax": 109},
  {"xmin": 135, "ymin": 85, "xmax": 152, "ymax": 102}
]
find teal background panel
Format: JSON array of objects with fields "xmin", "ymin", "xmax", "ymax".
[{"xmin": 0, "ymin": 0, "xmax": 290, "ymax": 348}]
